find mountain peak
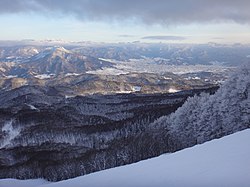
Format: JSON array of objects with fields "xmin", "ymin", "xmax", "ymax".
[
  {"xmin": 33, "ymin": 46, "xmax": 71, "ymax": 60},
  {"xmin": 46, "ymin": 46, "xmax": 72, "ymax": 56},
  {"xmin": 50, "ymin": 46, "xmax": 71, "ymax": 54}
]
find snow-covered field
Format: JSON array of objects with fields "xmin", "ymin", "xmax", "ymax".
[
  {"xmin": 86, "ymin": 58, "xmax": 235, "ymax": 76},
  {"xmin": 116, "ymin": 60, "xmax": 235, "ymax": 75},
  {"xmin": 1, "ymin": 129, "xmax": 250, "ymax": 187}
]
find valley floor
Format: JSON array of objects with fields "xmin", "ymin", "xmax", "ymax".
[{"xmin": 1, "ymin": 129, "xmax": 250, "ymax": 187}]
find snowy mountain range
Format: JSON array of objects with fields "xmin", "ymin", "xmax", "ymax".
[
  {"xmin": 1, "ymin": 42, "xmax": 250, "ymax": 66},
  {"xmin": 0, "ymin": 41, "xmax": 249, "ymax": 185},
  {"xmin": 1, "ymin": 46, "xmax": 113, "ymax": 78},
  {"xmin": 0, "ymin": 43, "xmax": 241, "ymax": 94}
]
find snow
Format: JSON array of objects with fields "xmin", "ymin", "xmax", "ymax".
[
  {"xmin": 65, "ymin": 95, "xmax": 76, "ymax": 99},
  {"xmin": 133, "ymin": 86, "xmax": 142, "ymax": 92},
  {"xmin": 0, "ymin": 179, "xmax": 50, "ymax": 187},
  {"xmin": 33, "ymin": 50, "xmax": 51, "ymax": 59},
  {"xmin": 116, "ymin": 90, "xmax": 133, "ymax": 94},
  {"xmin": 86, "ymin": 67, "xmax": 129, "ymax": 75},
  {"xmin": 5, "ymin": 75, "xmax": 18, "ymax": 78},
  {"xmin": 115, "ymin": 59, "xmax": 235, "ymax": 75},
  {"xmin": 193, "ymin": 76, "xmax": 201, "ymax": 80},
  {"xmin": 163, "ymin": 76, "xmax": 172, "ymax": 80},
  {"xmin": 26, "ymin": 104, "xmax": 40, "ymax": 111},
  {"xmin": 98, "ymin": 58, "xmax": 117, "ymax": 63},
  {"xmin": 1, "ymin": 129, "xmax": 250, "ymax": 187},
  {"xmin": 32, "ymin": 49, "xmax": 39, "ymax": 54},
  {"xmin": 34, "ymin": 74, "xmax": 55, "ymax": 79},
  {"xmin": 168, "ymin": 88, "xmax": 180, "ymax": 93},
  {"xmin": 6, "ymin": 56, "xmax": 15, "ymax": 60},
  {"xmin": 65, "ymin": 73, "xmax": 80, "ymax": 77},
  {"xmin": 0, "ymin": 120, "xmax": 21, "ymax": 148},
  {"xmin": 53, "ymin": 46, "xmax": 71, "ymax": 53},
  {"xmin": 33, "ymin": 47, "xmax": 70, "ymax": 60}
]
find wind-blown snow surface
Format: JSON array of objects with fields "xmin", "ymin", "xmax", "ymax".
[
  {"xmin": 0, "ymin": 179, "xmax": 50, "ymax": 187},
  {"xmin": 1, "ymin": 129, "xmax": 250, "ymax": 187}
]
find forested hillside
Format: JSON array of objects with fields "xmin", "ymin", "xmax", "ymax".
[{"xmin": 153, "ymin": 64, "xmax": 250, "ymax": 149}]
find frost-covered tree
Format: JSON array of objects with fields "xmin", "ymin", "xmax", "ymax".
[{"xmin": 153, "ymin": 64, "xmax": 250, "ymax": 148}]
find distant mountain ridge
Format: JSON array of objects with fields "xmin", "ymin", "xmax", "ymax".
[
  {"xmin": 0, "ymin": 43, "xmax": 246, "ymax": 94},
  {"xmin": 1, "ymin": 47, "xmax": 113, "ymax": 78}
]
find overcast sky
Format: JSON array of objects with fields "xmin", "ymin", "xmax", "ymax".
[{"xmin": 0, "ymin": 0, "xmax": 250, "ymax": 43}]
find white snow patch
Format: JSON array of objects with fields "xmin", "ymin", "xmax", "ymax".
[
  {"xmin": 65, "ymin": 95, "xmax": 76, "ymax": 99},
  {"xmin": 32, "ymin": 49, "xmax": 39, "ymax": 54},
  {"xmin": 168, "ymin": 88, "xmax": 180, "ymax": 93},
  {"xmin": 163, "ymin": 77, "xmax": 172, "ymax": 80},
  {"xmin": 116, "ymin": 91, "xmax": 133, "ymax": 94},
  {"xmin": 34, "ymin": 74, "xmax": 55, "ymax": 79},
  {"xmin": 87, "ymin": 68, "xmax": 129, "ymax": 75},
  {"xmin": 26, "ymin": 104, "xmax": 40, "ymax": 111},
  {"xmin": 193, "ymin": 76, "xmax": 201, "ymax": 80},
  {"xmin": 6, "ymin": 56, "xmax": 15, "ymax": 60},
  {"xmin": 2, "ymin": 129, "xmax": 250, "ymax": 187},
  {"xmin": 98, "ymin": 58, "xmax": 118, "ymax": 63},
  {"xmin": 53, "ymin": 46, "xmax": 71, "ymax": 53},
  {"xmin": 5, "ymin": 75, "xmax": 18, "ymax": 78},
  {"xmin": 34, "ymin": 51, "xmax": 50, "ymax": 59},
  {"xmin": 133, "ymin": 86, "xmax": 141, "ymax": 92},
  {"xmin": 65, "ymin": 73, "xmax": 80, "ymax": 77}
]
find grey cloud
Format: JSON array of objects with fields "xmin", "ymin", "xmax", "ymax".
[
  {"xmin": 0, "ymin": 0, "xmax": 250, "ymax": 24},
  {"xmin": 142, "ymin": 36, "xmax": 186, "ymax": 41},
  {"xmin": 0, "ymin": 0, "xmax": 31, "ymax": 13}
]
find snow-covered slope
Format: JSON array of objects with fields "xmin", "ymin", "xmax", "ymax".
[{"xmin": 1, "ymin": 129, "xmax": 250, "ymax": 187}]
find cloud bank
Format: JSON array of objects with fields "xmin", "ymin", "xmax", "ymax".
[
  {"xmin": 142, "ymin": 36, "xmax": 186, "ymax": 41},
  {"xmin": 0, "ymin": 0, "xmax": 250, "ymax": 24}
]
